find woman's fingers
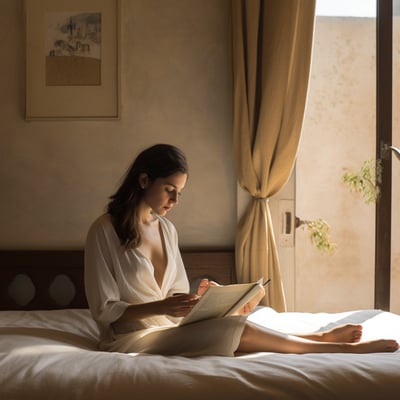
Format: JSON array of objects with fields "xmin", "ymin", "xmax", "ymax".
[
  {"xmin": 197, "ymin": 279, "xmax": 220, "ymax": 296},
  {"xmin": 168, "ymin": 294, "xmax": 199, "ymax": 317}
]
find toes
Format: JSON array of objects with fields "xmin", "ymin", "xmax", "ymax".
[{"xmin": 389, "ymin": 340, "xmax": 399, "ymax": 351}]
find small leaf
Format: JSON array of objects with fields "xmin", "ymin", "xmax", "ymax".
[
  {"xmin": 307, "ymin": 219, "xmax": 337, "ymax": 254},
  {"xmin": 342, "ymin": 159, "xmax": 382, "ymax": 204}
]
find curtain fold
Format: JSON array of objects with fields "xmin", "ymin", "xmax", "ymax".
[{"xmin": 232, "ymin": 0, "xmax": 316, "ymax": 311}]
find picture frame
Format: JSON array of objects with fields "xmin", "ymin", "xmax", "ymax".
[{"xmin": 25, "ymin": 0, "xmax": 120, "ymax": 120}]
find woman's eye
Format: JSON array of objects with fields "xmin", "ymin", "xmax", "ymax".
[{"xmin": 166, "ymin": 187, "xmax": 182, "ymax": 197}]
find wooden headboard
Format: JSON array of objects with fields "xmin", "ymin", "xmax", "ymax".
[{"xmin": 0, "ymin": 249, "xmax": 235, "ymax": 311}]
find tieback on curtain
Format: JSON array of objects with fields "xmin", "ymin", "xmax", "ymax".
[{"xmin": 252, "ymin": 195, "xmax": 269, "ymax": 202}]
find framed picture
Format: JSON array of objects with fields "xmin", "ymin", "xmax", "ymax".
[{"xmin": 25, "ymin": 0, "xmax": 120, "ymax": 120}]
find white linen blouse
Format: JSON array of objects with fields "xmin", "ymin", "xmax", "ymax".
[{"xmin": 84, "ymin": 213, "xmax": 246, "ymax": 357}]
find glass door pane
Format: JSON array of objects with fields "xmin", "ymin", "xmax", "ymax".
[
  {"xmin": 295, "ymin": 0, "xmax": 377, "ymax": 312},
  {"xmin": 391, "ymin": 0, "xmax": 400, "ymax": 313}
]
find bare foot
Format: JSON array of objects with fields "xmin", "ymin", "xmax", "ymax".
[
  {"xmin": 321, "ymin": 324, "xmax": 363, "ymax": 343},
  {"xmin": 349, "ymin": 339, "xmax": 399, "ymax": 353}
]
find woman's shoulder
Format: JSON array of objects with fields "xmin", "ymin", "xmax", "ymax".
[
  {"xmin": 87, "ymin": 214, "xmax": 114, "ymax": 236},
  {"xmin": 86, "ymin": 214, "xmax": 121, "ymax": 250},
  {"xmin": 90, "ymin": 213, "xmax": 112, "ymax": 227}
]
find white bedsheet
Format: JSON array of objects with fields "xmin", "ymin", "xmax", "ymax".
[{"xmin": 1, "ymin": 307, "xmax": 399, "ymax": 400}]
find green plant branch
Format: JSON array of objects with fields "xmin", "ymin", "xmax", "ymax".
[
  {"xmin": 342, "ymin": 159, "xmax": 382, "ymax": 204},
  {"xmin": 296, "ymin": 217, "xmax": 337, "ymax": 254}
]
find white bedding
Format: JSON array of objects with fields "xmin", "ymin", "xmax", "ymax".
[{"xmin": 1, "ymin": 307, "xmax": 400, "ymax": 400}]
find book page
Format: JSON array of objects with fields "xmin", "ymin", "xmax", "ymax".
[
  {"xmin": 179, "ymin": 282, "xmax": 259, "ymax": 326},
  {"xmin": 226, "ymin": 278, "xmax": 269, "ymax": 315}
]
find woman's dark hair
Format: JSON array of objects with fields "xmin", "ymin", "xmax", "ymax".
[{"xmin": 107, "ymin": 144, "xmax": 188, "ymax": 248}]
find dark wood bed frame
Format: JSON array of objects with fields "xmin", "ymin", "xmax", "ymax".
[{"xmin": 0, "ymin": 249, "xmax": 235, "ymax": 311}]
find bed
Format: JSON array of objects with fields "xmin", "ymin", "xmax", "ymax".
[{"xmin": 1, "ymin": 249, "xmax": 400, "ymax": 400}]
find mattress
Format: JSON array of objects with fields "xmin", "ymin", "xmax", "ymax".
[{"xmin": 1, "ymin": 307, "xmax": 399, "ymax": 400}]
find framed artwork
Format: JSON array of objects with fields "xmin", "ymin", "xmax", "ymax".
[{"xmin": 25, "ymin": 0, "xmax": 120, "ymax": 120}]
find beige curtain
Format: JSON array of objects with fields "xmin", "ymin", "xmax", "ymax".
[{"xmin": 232, "ymin": 0, "xmax": 315, "ymax": 311}]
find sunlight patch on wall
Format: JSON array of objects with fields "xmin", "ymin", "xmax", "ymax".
[{"xmin": 316, "ymin": 0, "xmax": 376, "ymax": 18}]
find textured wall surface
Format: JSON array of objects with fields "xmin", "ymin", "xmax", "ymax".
[
  {"xmin": 296, "ymin": 17, "xmax": 400, "ymax": 313},
  {"xmin": 1, "ymin": 3, "xmax": 398, "ymax": 312},
  {"xmin": 0, "ymin": 0, "xmax": 236, "ymax": 249}
]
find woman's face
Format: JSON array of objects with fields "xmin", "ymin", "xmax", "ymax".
[{"xmin": 142, "ymin": 172, "xmax": 187, "ymax": 216}]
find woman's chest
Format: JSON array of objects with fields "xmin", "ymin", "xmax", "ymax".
[{"xmin": 137, "ymin": 228, "xmax": 167, "ymax": 288}]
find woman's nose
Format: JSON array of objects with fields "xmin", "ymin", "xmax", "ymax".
[{"xmin": 170, "ymin": 191, "xmax": 178, "ymax": 204}]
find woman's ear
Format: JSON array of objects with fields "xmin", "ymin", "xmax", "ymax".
[{"xmin": 139, "ymin": 173, "xmax": 149, "ymax": 189}]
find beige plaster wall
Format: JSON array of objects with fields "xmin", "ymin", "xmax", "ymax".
[{"xmin": 0, "ymin": 0, "xmax": 236, "ymax": 249}]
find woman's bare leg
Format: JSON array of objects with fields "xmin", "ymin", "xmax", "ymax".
[
  {"xmin": 236, "ymin": 321, "xmax": 399, "ymax": 354},
  {"xmin": 296, "ymin": 324, "xmax": 363, "ymax": 343}
]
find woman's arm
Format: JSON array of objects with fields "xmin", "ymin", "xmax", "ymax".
[{"xmin": 112, "ymin": 293, "xmax": 199, "ymax": 332}]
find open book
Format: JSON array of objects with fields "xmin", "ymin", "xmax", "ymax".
[{"xmin": 179, "ymin": 278, "xmax": 270, "ymax": 326}]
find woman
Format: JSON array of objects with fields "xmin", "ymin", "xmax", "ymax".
[{"xmin": 84, "ymin": 144, "xmax": 399, "ymax": 356}]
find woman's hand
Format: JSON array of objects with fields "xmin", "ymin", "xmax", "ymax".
[
  {"xmin": 161, "ymin": 294, "xmax": 200, "ymax": 318},
  {"xmin": 196, "ymin": 278, "xmax": 265, "ymax": 315},
  {"xmin": 196, "ymin": 278, "xmax": 220, "ymax": 296}
]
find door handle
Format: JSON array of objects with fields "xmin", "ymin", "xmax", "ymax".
[
  {"xmin": 278, "ymin": 200, "xmax": 294, "ymax": 247},
  {"xmin": 389, "ymin": 145, "xmax": 400, "ymax": 160}
]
